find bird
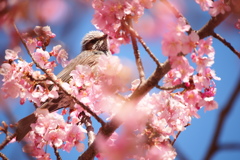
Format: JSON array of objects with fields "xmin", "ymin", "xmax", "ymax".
[{"xmin": 16, "ymin": 31, "xmax": 111, "ymax": 141}]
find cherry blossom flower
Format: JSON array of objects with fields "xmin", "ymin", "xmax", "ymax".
[
  {"xmin": 70, "ymin": 65, "xmax": 92, "ymax": 87},
  {"xmin": 34, "ymin": 26, "xmax": 56, "ymax": 38},
  {"xmin": 25, "ymin": 37, "xmax": 38, "ymax": 53},
  {"xmin": 161, "ymin": 32, "xmax": 182, "ymax": 57},
  {"xmin": 32, "ymin": 48, "xmax": 50, "ymax": 68},
  {"xmin": 5, "ymin": 47, "xmax": 20, "ymax": 60},
  {"xmin": 209, "ymin": 0, "xmax": 231, "ymax": 17},
  {"xmin": 197, "ymin": 37, "xmax": 215, "ymax": 57},
  {"xmin": 51, "ymin": 45, "xmax": 69, "ymax": 67},
  {"xmin": 2, "ymin": 79, "xmax": 21, "ymax": 98},
  {"xmin": 195, "ymin": 0, "xmax": 213, "ymax": 11},
  {"xmin": 181, "ymin": 31, "xmax": 199, "ymax": 54}
]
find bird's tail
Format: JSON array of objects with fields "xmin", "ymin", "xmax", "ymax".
[{"xmin": 16, "ymin": 113, "xmax": 37, "ymax": 141}]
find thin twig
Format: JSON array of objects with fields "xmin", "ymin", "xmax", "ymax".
[
  {"xmin": 212, "ymin": 32, "xmax": 240, "ymax": 58},
  {"xmin": 156, "ymin": 84, "xmax": 185, "ymax": 90},
  {"xmin": 13, "ymin": 23, "xmax": 105, "ymax": 127},
  {"xmin": 172, "ymin": 124, "xmax": 190, "ymax": 146},
  {"xmin": 219, "ymin": 143, "xmax": 240, "ymax": 150},
  {"xmin": 53, "ymin": 145, "xmax": 62, "ymax": 160},
  {"xmin": 171, "ymin": 131, "xmax": 182, "ymax": 146},
  {"xmin": 0, "ymin": 133, "xmax": 17, "ymax": 150},
  {"xmin": 0, "ymin": 152, "xmax": 9, "ymax": 160},
  {"xmin": 123, "ymin": 21, "xmax": 161, "ymax": 67},
  {"xmin": 126, "ymin": 20, "xmax": 145, "ymax": 82}
]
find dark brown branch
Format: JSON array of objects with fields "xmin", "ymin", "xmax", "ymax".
[
  {"xmin": 171, "ymin": 131, "xmax": 182, "ymax": 146},
  {"xmin": 0, "ymin": 152, "xmax": 9, "ymax": 160},
  {"xmin": 156, "ymin": 84, "xmax": 185, "ymax": 90},
  {"xmin": 13, "ymin": 23, "xmax": 105, "ymax": 127},
  {"xmin": 127, "ymin": 20, "xmax": 145, "ymax": 82},
  {"xmin": 0, "ymin": 133, "xmax": 17, "ymax": 150},
  {"xmin": 197, "ymin": 12, "xmax": 231, "ymax": 39},
  {"xmin": 219, "ymin": 143, "xmax": 240, "ymax": 150},
  {"xmin": 212, "ymin": 32, "xmax": 240, "ymax": 58},
  {"xmin": 53, "ymin": 145, "xmax": 62, "ymax": 160},
  {"xmin": 171, "ymin": 124, "xmax": 190, "ymax": 146},
  {"xmin": 204, "ymin": 76, "xmax": 240, "ymax": 160}
]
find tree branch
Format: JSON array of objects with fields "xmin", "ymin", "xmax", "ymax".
[
  {"xmin": 0, "ymin": 133, "xmax": 16, "ymax": 150},
  {"xmin": 197, "ymin": 12, "xmax": 231, "ymax": 39},
  {"xmin": 212, "ymin": 32, "xmax": 240, "ymax": 58},
  {"xmin": 219, "ymin": 143, "xmax": 240, "ymax": 150},
  {"xmin": 79, "ymin": 112, "xmax": 95, "ymax": 147},
  {"xmin": 127, "ymin": 19, "xmax": 145, "ymax": 83},
  {"xmin": 156, "ymin": 83, "xmax": 185, "ymax": 90},
  {"xmin": 13, "ymin": 23, "xmax": 105, "ymax": 127},
  {"xmin": 0, "ymin": 152, "xmax": 9, "ymax": 160},
  {"xmin": 204, "ymin": 76, "xmax": 240, "ymax": 160},
  {"xmin": 53, "ymin": 145, "xmax": 62, "ymax": 160}
]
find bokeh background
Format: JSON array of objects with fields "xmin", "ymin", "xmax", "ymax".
[{"xmin": 0, "ymin": 0, "xmax": 239, "ymax": 160}]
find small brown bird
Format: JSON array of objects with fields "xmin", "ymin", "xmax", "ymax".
[{"xmin": 16, "ymin": 31, "xmax": 111, "ymax": 141}]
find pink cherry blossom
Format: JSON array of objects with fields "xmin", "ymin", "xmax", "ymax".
[
  {"xmin": 191, "ymin": 53, "xmax": 214, "ymax": 73},
  {"xmin": 195, "ymin": 0, "xmax": 213, "ymax": 11},
  {"xmin": 51, "ymin": 45, "xmax": 69, "ymax": 67},
  {"xmin": 183, "ymin": 89, "xmax": 201, "ymax": 105},
  {"xmin": 201, "ymin": 99, "xmax": 218, "ymax": 111},
  {"xmin": 26, "ymin": 37, "xmax": 38, "ymax": 53},
  {"xmin": 2, "ymin": 79, "xmax": 21, "ymax": 98},
  {"xmin": 34, "ymin": 26, "xmax": 56, "ymax": 38},
  {"xmin": 175, "ymin": 17, "xmax": 191, "ymax": 34},
  {"xmin": 197, "ymin": 37, "xmax": 215, "ymax": 57},
  {"xmin": 181, "ymin": 31, "xmax": 199, "ymax": 54},
  {"xmin": 161, "ymin": 32, "xmax": 182, "ymax": 57},
  {"xmin": 235, "ymin": 19, "xmax": 240, "ymax": 30},
  {"xmin": 32, "ymin": 48, "xmax": 50, "ymax": 68},
  {"xmin": 70, "ymin": 65, "xmax": 92, "ymax": 87},
  {"xmin": 97, "ymin": 55, "xmax": 122, "ymax": 76},
  {"xmin": 209, "ymin": 0, "xmax": 231, "ymax": 17},
  {"xmin": 45, "ymin": 129, "xmax": 65, "ymax": 148},
  {"xmin": 5, "ymin": 47, "xmax": 20, "ymax": 60},
  {"xmin": 170, "ymin": 56, "xmax": 194, "ymax": 82}
]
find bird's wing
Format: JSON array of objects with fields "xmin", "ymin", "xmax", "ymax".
[
  {"xmin": 56, "ymin": 50, "xmax": 104, "ymax": 83},
  {"xmin": 40, "ymin": 50, "xmax": 105, "ymax": 111}
]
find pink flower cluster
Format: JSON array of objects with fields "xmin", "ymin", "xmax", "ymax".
[
  {"xmin": 23, "ymin": 109, "xmax": 86, "ymax": 159},
  {"xmin": 92, "ymin": 0, "xmax": 155, "ymax": 53},
  {"xmin": 195, "ymin": 0, "xmax": 231, "ymax": 16},
  {"xmin": 161, "ymin": 17, "xmax": 219, "ymax": 113},
  {"xmin": 0, "ymin": 26, "xmax": 69, "ymax": 106}
]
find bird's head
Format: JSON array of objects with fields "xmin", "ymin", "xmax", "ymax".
[{"xmin": 81, "ymin": 31, "xmax": 110, "ymax": 55}]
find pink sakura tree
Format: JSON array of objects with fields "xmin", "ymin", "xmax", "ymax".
[{"xmin": 0, "ymin": 0, "xmax": 239, "ymax": 160}]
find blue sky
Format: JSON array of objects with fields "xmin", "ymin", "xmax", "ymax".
[{"xmin": 0, "ymin": 1, "xmax": 239, "ymax": 160}]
